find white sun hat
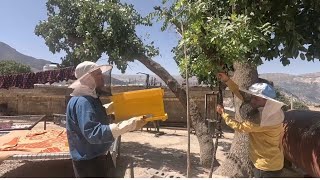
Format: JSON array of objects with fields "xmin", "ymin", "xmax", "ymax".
[
  {"xmin": 239, "ymin": 83, "xmax": 283, "ymax": 104},
  {"xmin": 69, "ymin": 61, "xmax": 113, "ymax": 97}
]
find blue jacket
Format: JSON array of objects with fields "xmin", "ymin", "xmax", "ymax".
[{"xmin": 66, "ymin": 96, "xmax": 114, "ymax": 161}]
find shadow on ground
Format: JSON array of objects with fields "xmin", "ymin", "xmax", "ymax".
[
  {"xmin": 120, "ymin": 141, "xmax": 210, "ymax": 178},
  {"xmin": 218, "ymin": 141, "xmax": 232, "ymax": 152},
  {"xmin": 1, "ymin": 157, "xmax": 129, "ymax": 178},
  {"xmin": 1, "ymin": 160, "xmax": 75, "ymax": 178}
]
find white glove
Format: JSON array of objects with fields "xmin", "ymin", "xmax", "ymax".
[
  {"xmin": 103, "ymin": 102, "xmax": 114, "ymax": 110},
  {"xmin": 109, "ymin": 116, "xmax": 147, "ymax": 138}
]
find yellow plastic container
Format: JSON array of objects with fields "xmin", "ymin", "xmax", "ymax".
[{"xmin": 107, "ymin": 88, "xmax": 168, "ymax": 123}]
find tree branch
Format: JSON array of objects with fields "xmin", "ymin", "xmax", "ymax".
[{"xmin": 135, "ymin": 53, "xmax": 187, "ymax": 107}]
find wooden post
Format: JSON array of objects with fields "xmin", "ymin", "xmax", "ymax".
[{"xmin": 182, "ymin": 23, "xmax": 191, "ymax": 178}]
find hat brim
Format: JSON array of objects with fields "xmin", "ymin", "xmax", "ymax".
[
  {"xmin": 239, "ymin": 88, "xmax": 284, "ymax": 105},
  {"xmin": 69, "ymin": 65, "xmax": 113, "ymax": 89}
]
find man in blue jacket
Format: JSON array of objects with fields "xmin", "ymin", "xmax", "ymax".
[{"xmin": 66, "ymin": 61, "xmax": 146, "ymax": 178}]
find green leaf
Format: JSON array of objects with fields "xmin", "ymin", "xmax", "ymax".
[
  {"xmin": 0, "ymin": 60, "xmax": 32, "ymax": 75},
  {"xmin": 36, "ymin": 0, "xmax": 320, "ymax": 87},
  {"xmin": 280, "ymin": 57, "xmax": 290, "ymax": 66}
]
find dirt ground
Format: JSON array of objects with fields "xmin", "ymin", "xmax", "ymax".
[
  {"xmin": 118, "ymin": 129, "xmax": 234, "ymax": 178},
  {"xmin": 0, "ymin": 122, "xmax": 233, "ymax": 178},
  {"xmin": 0, "ymin": 123, "xmax": 303, "ymax": 178}
]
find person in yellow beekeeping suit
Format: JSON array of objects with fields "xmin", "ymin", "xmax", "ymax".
[{"xmin": 216, "ymin": 73, "xmax": 285, "ymax": 178}]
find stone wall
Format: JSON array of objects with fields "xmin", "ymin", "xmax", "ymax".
[{"xmin": 0, "ymin": 85, "xmax": 232, "ymax": 123}]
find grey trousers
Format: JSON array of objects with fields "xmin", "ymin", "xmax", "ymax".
[{"xmin": 72, "ymin": 153, "xmax": 115, "ymax": 178}]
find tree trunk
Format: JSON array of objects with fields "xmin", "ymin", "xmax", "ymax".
[
  {"xmin": 214, "ymin": 61, "xmax": 259, "ymax": 177},
  {"xmin": 136, "ymin": 54, "xmax": 213, "ymax": 166}
]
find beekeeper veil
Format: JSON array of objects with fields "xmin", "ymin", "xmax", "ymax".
[
  {"xmin": 240, "ymin": 83, "xmax": 285, "ymax": 126},
  {"xmin": 69, "ymin": 61, "xmax": 112, "ymax": 98}
]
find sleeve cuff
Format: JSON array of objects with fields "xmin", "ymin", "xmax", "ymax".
[
  {"xmin": 225, "ymin": 79, "xmax": 234, "ymax": 89},
  {"xmin": 221, "ymin": 112, "xmax": 229, "ymax": 120}
]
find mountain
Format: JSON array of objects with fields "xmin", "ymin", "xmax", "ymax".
[
  {"xmin": 112, "ymin": 74, "xmax": 199, "ymax": 86},
  {"xmin": 260, "ymin": 73, "xmax": 320, "ymax": 105},
  {"xmin": 113, "ymin": 72, "xmax": 320, "ymax": 106},
  {"xmin": 0, "ymin": 41, "xmax": 52, "ymax": 72},
  {"xmin": 111, "ymin": 76, "xmax": 127, "ymax": 85}
]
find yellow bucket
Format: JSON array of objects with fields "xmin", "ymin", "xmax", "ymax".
[{"xmin": 106, "ymin": 88, "xmax": 168, "ymax": 123}]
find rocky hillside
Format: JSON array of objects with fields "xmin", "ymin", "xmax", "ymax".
[
  {"xmin": 0, "ymin": 41, "xmax": 51, "ymax": 72},
  {"xmin": 260, "ymin": 73, "xmax": 320, "ymax": 105},
  {"xmin": 112, "ymin": 74, "xmax": 199, "ymax": 86},
  {"xmin": 113, "ymin": 73, "xmax": 320, "ymax": 106}
]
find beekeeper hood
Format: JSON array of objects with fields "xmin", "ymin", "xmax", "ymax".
[
  {"xmin": 240, "ymin": 83, "xmax": 285, "ymax": 127},
  {"xmin": 69, "ymin": 61, "xmax": 112, "ymax": 98}
]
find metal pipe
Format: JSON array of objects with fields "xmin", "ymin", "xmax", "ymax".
[
  {"xmin": 137, "ymin": 72, "xmax": 150, "ymax": 89},
  {"xmin": 44, "ymin": 117, "xmax": 47, "ymax": 130},
  {"xmin": 209, "ymin": 86, "xmax": 223, "ymax": 178},
  {"xmin": 0, "ymin": 115, "xmax": 46, "ymax": 132}
]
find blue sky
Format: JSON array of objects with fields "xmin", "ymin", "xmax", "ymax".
[{"xmin": 0, "ymin": 0, "xmax": 319, "ymax": 75}]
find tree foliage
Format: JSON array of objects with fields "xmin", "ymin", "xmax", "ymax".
[
  {"xmin": 36, "ymin": 0, "xmax": 218, "ymax": 166},
  {"xmin": 156, "ymin": 0, "xmax": 320, "ymax": 85},
  {"xmin": 35, "ymin": 0, "xmax": 215, "ymax": 166},
  {"xmin": 0, "ymin": 60, "xmax": 32, "ymax": 75},
  {"xmin": 35, "ymin": 0, "xmax": 157, "ymax": 72},
  {"xmin": 153, "ymin": 1, "xmax": 320, "ymax": 175}
]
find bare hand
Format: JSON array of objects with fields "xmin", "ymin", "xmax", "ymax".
[
  {"xmin": 216, "ymin": 105, "xmax": 225, "ymax": 115},
  {"xmin": 217, "ymin": 73, "xmax": 229, "ymax": 82}
]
